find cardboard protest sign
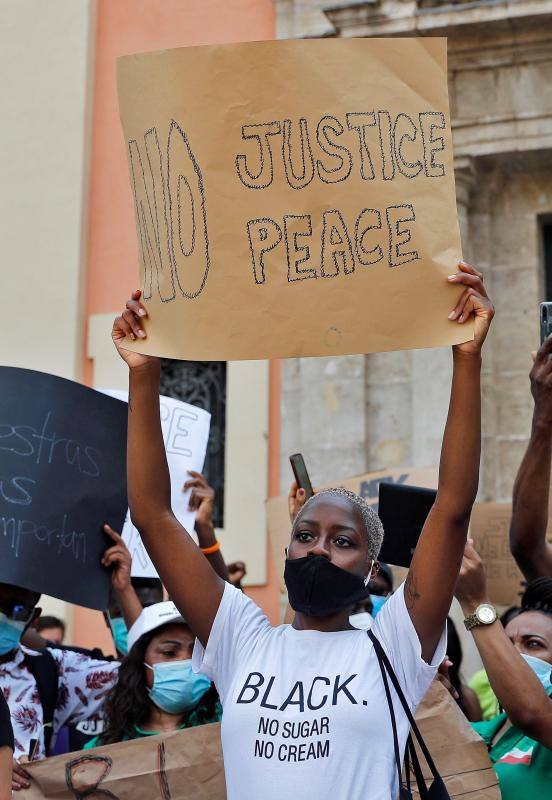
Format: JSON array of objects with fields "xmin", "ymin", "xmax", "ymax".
[
  {"xmin": 23, "ymin": 723, "xmax": 226, "ymax": 799},
  {"xmin": 469, "ymin": 502, "xmax": 529, "ymax": 607},
  {"xmin": 267, "ymin": 465, "xmax": 438, "ymax": 594},
  {"xmin": 410, "ymin": 681, "xmax": 499, "ymax": 798},
  {"xmin": 103, "ymin": 390, "xmax": 210, "ymax": 578},
  {"xmin": 117, "ymin": 38, "xmax": 471, "ymax": 361},
  {"xmin": 0, "ymin": 368, "xmax": 127, "ymax": 610},
  {"xmin": 23, "ymin": 689, "xmax": 496, "ymax": 800}
]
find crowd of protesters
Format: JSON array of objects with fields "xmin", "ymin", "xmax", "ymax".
[{"xmin": 0, "ymin": 265, "xmax": 551, "ymax": 799}]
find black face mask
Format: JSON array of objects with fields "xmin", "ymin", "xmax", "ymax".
[{"xmin": 284, "ymin": 555, "xmax": 370, "ymax": 617}]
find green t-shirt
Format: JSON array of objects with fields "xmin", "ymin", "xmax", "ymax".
[
  {"xmin": 469, "ymin": 668, "xmax": 500, "ymax": 720},
  {"xmin": 473, "ymin": 707, "xmax": 552, "ymax": 800}
]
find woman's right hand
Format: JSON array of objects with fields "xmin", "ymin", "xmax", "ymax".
[{"xmin": 112, "ymin": 289, "xmax": 158, "ymax": 370}]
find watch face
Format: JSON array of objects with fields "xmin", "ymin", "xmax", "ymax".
[{"xmin": 477, "ymin": 604, "xmax": 496, "ymax": 624}]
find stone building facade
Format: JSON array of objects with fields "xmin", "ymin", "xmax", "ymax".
[{"xmin": 276, "ymin": 0, "xmax": 552, "ymax": 503}]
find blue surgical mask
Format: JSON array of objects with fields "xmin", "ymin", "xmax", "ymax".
[
  {"xmin": 145, "ymin": 659, "xmax": 211, "ymax": 714},
  {"xmin": 370, "ymin": 594, "xmax": 388, "ymax": 618},
  {"xmin": 522, "ymin": 653, "xmax": 552, "ymax": 694},
  {"xmin": 0, "ymin": 613, "xmax": 25, "ymax": 656},
  {"xmin": 108, "ymin": 616, "xmax": 129, "ymax": 656}
]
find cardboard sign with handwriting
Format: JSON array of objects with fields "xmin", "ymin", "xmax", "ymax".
[
  {"xmin": 410, "ymin": 681, "xmax": 499, "ymax": 798},
  {"xmin": 469, "ymin": 503, "xmax": 527, "ymax": 606},
  {"xmin": 0, "ymin": 368, "xmax": 128, "ymax": 610},
  {"xmin": 23, "ymin": 723, "xmax": 226, "ymax": 800},
  {"xmin": 117, "ymin": 38, "xmax": 471, "ymax": 361},
  {"xmin": 267, "ymin": 466, "xmax": 438, "ymax": 593},
  {"xmin": 23, "ymin": 689, "xmax": 497, "ymax": 800}
]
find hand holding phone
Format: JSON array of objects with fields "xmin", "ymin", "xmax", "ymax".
[
  {"xmin": 540, "ymin": 302, "xmax": 552, "ymax": 345},
  {"xmin": 289, "ymin": 453, "xmax": 314, "ymax": 500}
]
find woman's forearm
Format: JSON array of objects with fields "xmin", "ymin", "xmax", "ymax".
[
  {"xmin": 0, "ymin": 749, "xmax": 12, "ymax": 800},
  {"xmin": 435, "ymin": 350, "xmax": 481, "ymax": 521},
  {"xmin": 127, "ymin": 361, "xmax": 171, "ymax": 528},
  {"xmin": 510, "ymin": 418, "xmax": 552, "ymax": 580},
  {"xmin": 112, "ymin": 300, "xmax": 224, "ymax": 647},
  {"xmin": 406, "ymin": 351, "xmax": 482, "ymax": 661},
  {"xmin": 196, "ymin": 522, "xmax": 230, "ymax": 581}
]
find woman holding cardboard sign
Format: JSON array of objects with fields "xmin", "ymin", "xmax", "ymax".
[{"xmin": 112, "ymin": 260, "xmax": 494, "ymax": 800}]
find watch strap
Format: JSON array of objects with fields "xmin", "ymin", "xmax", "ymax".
[
  {"xmin": 463, "ymin": 613, "xmax": 479, "ymax": 632},
  {"xmin": 463, "ymin": 603, "xmax": 497, "ymax": 631}
]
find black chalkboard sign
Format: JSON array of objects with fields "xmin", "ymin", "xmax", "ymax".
[{"xmin": 0, "ymin": 367, "xmax": 128, "ymax": 610}]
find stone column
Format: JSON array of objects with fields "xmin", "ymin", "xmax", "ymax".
[{"xmin": 280, "ymin": 355, "xmax": 368, "ymax": 488}]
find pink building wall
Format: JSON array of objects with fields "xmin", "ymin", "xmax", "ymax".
[{"xmin": 75, "ymin": 0, "xmax": 278, "ymax": 652}]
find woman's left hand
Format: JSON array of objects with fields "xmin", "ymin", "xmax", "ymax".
[
  {"xmin": 288, "ymin": 482, "xmax": 318, "ymax": 523},
  {"xmin": 435, "ymin": 657, "xmax": 460, "ymax": 701},
  {"xmin": 184, "ymin": 471, "xmax": 215, "ymax": 529},
  {"xmin": 454, "ymin": 539, "xmax": 490, "ymax": 612},
  {"xmin": 448, "ymin": 261, "xmax": 495, "ymax": 356},
  {"xmin": 101, "ymin": 525, "xmax": 132, "ymax": 592}
]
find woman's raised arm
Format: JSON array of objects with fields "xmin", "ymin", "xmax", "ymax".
[
  {"xmin": 405, "ymin": 262, "xmax": 494, "ymax": 662},
  {"xmin": 112, "ymin": 291, "xmax": 224, "ymax": 646}
]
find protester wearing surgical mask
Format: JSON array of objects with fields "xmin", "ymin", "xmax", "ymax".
[
  {"xmin": 113, "ymin": 261, "xmax": 494, "ymax": 800},
  {"xmin": 0, "ymin": 580, "xmax": 120, "ymax": 792},
  {"xmin": 455, "ymin": 541, "xmax": 552, "ymax": 800},
  {"xmin": 349, "ymin": 562, "xmax": 394, "ymax": 630},
  {"xmin": 106, "ymin": 575, "xmax": 164, "ymax": 658},
  {"xmin": 86, "ymin": 602, "xmax": 220, "ymax": 748}
]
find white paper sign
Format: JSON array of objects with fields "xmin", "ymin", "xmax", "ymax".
[{"xmin": 102, "ymin": 390, "xmax": 211, "ymax": 577}]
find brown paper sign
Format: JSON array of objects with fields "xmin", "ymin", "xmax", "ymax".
[
  {"xmin": 23, "ymin": 723, "xmax": 226, "ymax": 799},
  {"xmin": 409, "ymin": 681, "xmax": 500, "ymax": 799},
  {"xmin": 469, "ymin": 502, "xmax": 527, "ymax": 607},
  {"xmin": 22, "ymin": 687, "xmax": 497, "ymax": 800},
  {"xmin": 117, "ymin": 38, "xmax": 471, "ymax": 361},
  {"xmin": 267, "ymin": 465, "xmax": 439, "ymax": 594}
]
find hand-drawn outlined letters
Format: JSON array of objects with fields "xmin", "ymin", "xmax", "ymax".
[
  {"xmin": 128, "ymin": 120, "xmax": 210, "ymax": 303},
  {"xmin": 117, "ymin": 38, "xmax": 465, "ymax": 360},
  {"xmin": 235, "ymin": 111, "xmax": 444, "ymax": 285}
]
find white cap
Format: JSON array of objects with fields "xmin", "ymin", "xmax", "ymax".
[{"xmin": 127, "ymin": 601, "xmax": 186, "ymax": 653}]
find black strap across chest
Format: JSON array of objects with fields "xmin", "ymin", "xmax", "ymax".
[{"xmin": 368, "ymin": 630, "xmax": 451, "ymax": 800}]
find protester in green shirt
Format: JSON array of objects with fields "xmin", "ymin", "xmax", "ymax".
[
  {"xmin": 455, "ymin": 542, "xmax": 552, "ymax": 799},
  {"xmin": 85, "ymin": 601, "xmax": 221, "ymax": 749},
  {"xmin": 474, "ymin": 709, "xmax": 552, "ymax": 800}
]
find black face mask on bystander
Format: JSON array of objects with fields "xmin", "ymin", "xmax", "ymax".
[{"xmin": 284, "ymin": 555, "xmax": 371, "ymax": 617}]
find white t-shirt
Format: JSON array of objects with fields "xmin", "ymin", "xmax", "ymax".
[{"xmin": 193, "ymin": 582, "xmax": 446, "ymax": 800}]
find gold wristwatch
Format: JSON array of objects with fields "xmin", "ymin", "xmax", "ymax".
[{"xmin": 463, "ymin": 603, "xmax": 498, "ymax": 631}]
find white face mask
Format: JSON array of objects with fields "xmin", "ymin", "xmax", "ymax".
[{"xmin": 349, "ymin": 612, "xmax": 372, "ymax": 631}]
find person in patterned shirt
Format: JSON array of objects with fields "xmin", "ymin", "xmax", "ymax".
[{"xmin": 4, "ymin": 523, "xmax": 133, "ymax": 791}]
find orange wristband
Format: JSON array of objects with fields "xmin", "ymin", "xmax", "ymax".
[{"xmin": 200, "ymin": 541, "xmax": 221, "ymax": 555}]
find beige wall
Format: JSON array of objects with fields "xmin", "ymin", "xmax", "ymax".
[
  {"xmin": 0, "ymin": 0, "xmax": 96, "ymax": 629},
  {"xmin": 0, "ymin": 0, "xmax": 95, "ymax": 381}
]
